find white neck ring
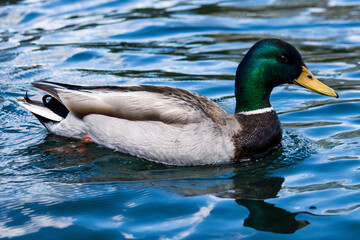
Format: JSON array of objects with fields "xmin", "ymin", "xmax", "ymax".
[{"xmin": 238, "ymin": 107, "xmax": 274, "ymax": 115}]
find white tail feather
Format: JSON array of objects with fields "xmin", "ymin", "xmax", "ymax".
[{"xmin": 17, "ymin": 97, "xmax": 64, "ymax": 122}]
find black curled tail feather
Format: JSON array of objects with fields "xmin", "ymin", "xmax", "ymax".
[{"xmin": 42, "ymin": 95, "xmax": 69, "ymax": 118}]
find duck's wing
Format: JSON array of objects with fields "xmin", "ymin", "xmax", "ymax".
[{"xmin": 32, "ymin": 81, "xmax": 230, "ymax": 125}]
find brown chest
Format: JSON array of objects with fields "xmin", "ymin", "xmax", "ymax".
[{"xmin": 232, "ymin": 111, "xmax": 282, "ymax": 162}]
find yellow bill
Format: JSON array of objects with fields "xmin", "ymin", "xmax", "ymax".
[{"xmin": 294, "ymin": 66, "xmax": 338, "ymax": 98}]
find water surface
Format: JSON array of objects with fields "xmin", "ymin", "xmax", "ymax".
[{"xmin": 1, "ymin": 0, "xmax": 360, "ymax": 239}]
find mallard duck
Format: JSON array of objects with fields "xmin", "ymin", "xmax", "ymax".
[{"xmin": 17, "ymin": 39, "xmax": 338, "ymax": 165}]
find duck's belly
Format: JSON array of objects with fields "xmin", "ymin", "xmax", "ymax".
[{"xmin": 83, "ymin": 114, "xmax": 235, "ymax": 166}]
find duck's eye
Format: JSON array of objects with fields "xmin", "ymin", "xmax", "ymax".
[{"xmin": 276, "ymin": 55, "xmax": 289, "ymax": 63}]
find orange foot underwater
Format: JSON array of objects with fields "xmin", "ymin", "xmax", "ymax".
[{"xmin": 44, "ymin": 135, "xmax": 93, "ymax": 155}]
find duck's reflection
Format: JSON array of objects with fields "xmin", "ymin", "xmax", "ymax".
[
  {"xmin": 205, "ymin": 175, "xmax": 309, "ymax": 234},
  {"xmin": 106, "ymin": 163, "xmax": 310, "ymax": 234},
  {"xmin": 24, "ymin": 137, "xmax": 312, "ymax": 234},
  {"xmin": 237, "ymin": 199, "xmax": 309, "ymax": 234}
]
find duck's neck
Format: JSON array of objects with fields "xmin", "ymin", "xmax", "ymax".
[
  {"xmin": 234, "ymin": 55, "xmax": 274, "ymax": 113},
  {"xmin": 235, "ymin": 87, "xmax": 272, "ymax": 113}
]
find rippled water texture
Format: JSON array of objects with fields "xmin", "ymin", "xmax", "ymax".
[{"xmin": 1, "ymin": 0, "xmax": 360, "ymax": 239}]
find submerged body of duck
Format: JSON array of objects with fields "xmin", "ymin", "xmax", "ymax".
[{"xmin": 17, "ymin": 39, "xmax": 338, "ymax": 165}]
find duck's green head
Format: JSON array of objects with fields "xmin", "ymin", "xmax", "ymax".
[{"xmin": 235, "ymin": 38, "xmax": 338, "ymax": 113}]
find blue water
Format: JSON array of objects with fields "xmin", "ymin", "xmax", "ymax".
[{"xmin": 1, "ymin": 0, "xmax": 360, "ymax": 239}]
